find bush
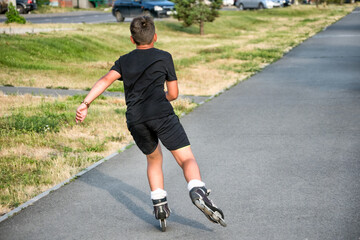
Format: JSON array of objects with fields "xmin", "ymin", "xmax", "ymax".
[
  {"xmin": 36, "ymin": 0, "xmax": 50, "ymax": 7},
  {"xmin": 5, "ymin": 3, "xmax": 26, "ymax": 24}
]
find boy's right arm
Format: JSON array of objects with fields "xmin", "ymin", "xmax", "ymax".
[
  {"xmin": 165, "ymin": 80, "xmax": 179, "ymax": 101},
  {"xmin": 75, "ymin": 70, "xmax": 121, "ymax": 123}
]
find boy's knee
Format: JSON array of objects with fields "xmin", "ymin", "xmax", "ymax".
[{"xmin": 147, "ymin": 144, "xmax": 162, "ymax": 158}]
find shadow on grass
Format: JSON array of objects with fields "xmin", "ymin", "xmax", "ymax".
[{"xmin": 159, "ymin": 21, "xmax": 200, "ymax": 35}]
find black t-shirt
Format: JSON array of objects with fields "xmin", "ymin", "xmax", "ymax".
[{"xmin": 110, "ymin": 48, "xmax": 177, "ymax": 125}]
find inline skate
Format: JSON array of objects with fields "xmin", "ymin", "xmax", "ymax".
[
  {"xmin": 189, "ymin": 186, "xmax": 226, "ymax": 227},
  {"xmin": 152, "ymin": 197, "xmax": 171, "ymax": 232}
]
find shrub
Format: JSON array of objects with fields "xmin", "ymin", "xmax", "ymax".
[
  {"xmin": 173, "ymin": 0, "xmax": 222, "ymax": 35},
  {"xmin": 5, "ymin": 3, "xmax": 26, "ymax": 24}
]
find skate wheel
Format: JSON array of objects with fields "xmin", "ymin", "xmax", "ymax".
[
  {"xmin": 194, "ymin": 199, "xmax": 204, "ymax": 210},
  {"xmin": 212, "ymin": 212, "xmax": 220, "ymax": 221},
  {"xmin": 160, "ymin": 219, "xmax": 166, "ymax": 232},
  {"xmin": 214, "ymin": 211, "xmax": 224, "ymax": 221},
  {"xmin": 219, "ymin": 218, "xmax": 227, "ymax": 227},
  {"xmin": 195, "ymin": 199, "xmax": 212, "ymax": 216},
  {"xmin": 213, "ymin": 211, "xmax": 226, "ymax": 227}
]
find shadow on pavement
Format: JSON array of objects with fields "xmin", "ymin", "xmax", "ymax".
[{"xmin": 80, "ymin": 168, "xmax": 213, "ymax": 232}]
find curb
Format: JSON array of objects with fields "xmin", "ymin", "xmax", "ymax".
[{"xmin": 0, "ymin": 144, "xmax": 132, "ymax": 223}]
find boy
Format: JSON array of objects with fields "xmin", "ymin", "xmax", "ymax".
[{"xmin": 75, "ymin": 16, "xmax": 226, "ymax": 229}]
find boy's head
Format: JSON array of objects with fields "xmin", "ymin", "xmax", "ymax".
[{"xmin": 130, "ymin": 16, "xmax": 156, "ymax": 46}]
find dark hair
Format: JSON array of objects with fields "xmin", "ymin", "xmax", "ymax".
[{"xmin": 130, "ymin": 16, "xmax": 155, "ymax": 45}]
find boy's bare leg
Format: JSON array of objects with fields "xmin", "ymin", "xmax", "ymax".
[
  {"xmin": 171, "ymin": 146, "xmax": 201, "ymax": 182},
  {"xmin": 147, "ymin": 144, "xmax": 170, "ymax": 225},
  {"xmin": 172, "ymin": 146, "xmax": 226, "ymax": 226},
  {"xmin": 146, "ymin": 144, "xmax": 164, "ymax": 191}
]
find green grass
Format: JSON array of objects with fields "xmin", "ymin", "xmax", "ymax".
[
  {"xmin": 0, "ymin": 155, "xmax": 52, "ymax": 208},
  {"xmin": 0, "ymin": 28, "xmax": 133, "ymax": 90},
  {"xmin": 0, "ymin": 100, "xmax": 76, "ymax": 134},
  {"xmin": 1, "ymin": 5, "xmax": 355, "ymax": 92},
  {"xmin": 107, "ymin": 81, "xmax": 125, "ymax": 92},
  {"xmin": 220, "ymin": 61, "xmax": 262, "ymax": 73},
  {"xmin": 0, "ymin": 34, "xmax": 121, "ymax": 70}
]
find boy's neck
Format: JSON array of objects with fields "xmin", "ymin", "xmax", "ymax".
[{"xmin": 136, "ymin": 43, "xmax": 154, "ymax": 50}]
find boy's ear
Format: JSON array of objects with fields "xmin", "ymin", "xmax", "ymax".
[
  {"xmin": 153, "ymin": 33, "xmax": 157, "ymax": 43},
  {"xmin": 130, "ymin": 36, "xmax": 136, "ymax": 45}
]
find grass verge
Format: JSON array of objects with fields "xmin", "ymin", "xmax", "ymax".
[{"xmin": 0, "ymin": 93, "xmax": 196, "ymax": 215}]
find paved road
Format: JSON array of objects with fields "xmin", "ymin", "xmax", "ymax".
[
  {"xmin": 0, "ymin": 8, "xmax": 359, "ymax": 240},
  {"xmin": 0, "ymin": 11, "xmax": 118, "ymax": 24},
  {"xmin": 0, "ymin": 7, "xmax": 236, "ymax": 24}
]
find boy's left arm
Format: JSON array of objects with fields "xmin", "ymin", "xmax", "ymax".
[
  {"xmin": 75, "ymin": 70, "xmax": 120, "ymax": 123},
  {"xmin": 165, "ymin": 80, "xmax": 178, "ymax": 101}
]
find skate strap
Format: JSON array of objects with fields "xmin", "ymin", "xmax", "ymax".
[{"xmin": 153, "ymin": 201, "xmax": 168, "ymax": 207}]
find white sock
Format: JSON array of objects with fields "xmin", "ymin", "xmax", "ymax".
[
  {"xmin": 151, "ymin": 188, "xmax": 167, "ymax": 200},
  {"xmin": 187, "ymin": 179, "xmax": 205, "ymax": 191}
]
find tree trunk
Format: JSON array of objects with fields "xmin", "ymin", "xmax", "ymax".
[{"xmin": 200, "ymin": 20, "xmax": 204, "ymax": 35}]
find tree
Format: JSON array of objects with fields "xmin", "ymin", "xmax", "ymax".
[
  {"xmin": 6, "ymin": 3, "xmax": 26, "ymax": 24},
  {"xmin": 173, "ymin": 0, "xmax": 222, "ymax": 35},
  {"xmin": 9, "ymin": 0, "xmax": 16, "ymax": 10}
]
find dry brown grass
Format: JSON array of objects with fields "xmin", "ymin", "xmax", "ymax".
[
  {"xmin": 0, "ymin": 93, "xmax": 48, "ymax": 115},
  {"xmin": 0, "ymin": 93, "xmax": 196, "ymax": 215},
  {"xmin": 178, "ymin": 59, "xmax": 247, "ymax": 96}
]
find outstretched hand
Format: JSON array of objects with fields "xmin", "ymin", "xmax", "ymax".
[
  {"xmin": 74, "ymin": 70, "xmax": 120, "ymax": 124},
  {"xmin": 75, "ymin": 104, "xmax": 88, "ymax": 123}
]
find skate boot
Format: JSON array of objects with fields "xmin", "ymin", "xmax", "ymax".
[
  {"xmin": 189, "ymin": 186, "xmax": 226, "ymax": 227},
  {"xmin": 152, "ymin": 197, "xmax": 171, "ymax": 232}
]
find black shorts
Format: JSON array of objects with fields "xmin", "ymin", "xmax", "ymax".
[{"xmin": 127, "ymin": 114, "xmax": 190, "ymax": 155}]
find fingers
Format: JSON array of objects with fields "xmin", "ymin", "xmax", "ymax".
[
  {"xmin": 75, "ymin": 106, "xmax": 87, "ymax": 123},
  {"xmin": 76, "ymin": 111, "xmax": 85, "ymax": 123},
  {"xmin": 75, "ymin": 114, "xmax": 82, "ymax": 123}
]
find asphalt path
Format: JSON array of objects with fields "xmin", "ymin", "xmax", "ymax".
[
  {"xmin": 0, "ymin": 86, "xmax": 209, "ymax": 104},
  {"xmin": 0, "ymin": 8, "xmax": 359, "ymax": 240},
  {"xmin": 0, "ymin": 11, "xmax": 118, "ymax": 24}
]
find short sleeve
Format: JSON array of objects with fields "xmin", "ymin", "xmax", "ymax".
[
  {"xmin": 110, "ymin": 58, "xmax": 123, "ymax": 80},
  {"xmin": 166, "ymin": 54, "xmax": 177, "ymax": 81}
]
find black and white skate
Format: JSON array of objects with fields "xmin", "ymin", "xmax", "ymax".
[
  {"xmin": 152, "ymin": 197, "xmax": 171, "ymax": 232},
  {"xmin": 189, "ymin": 187, "xmax": 227, "ymax": 227}
]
